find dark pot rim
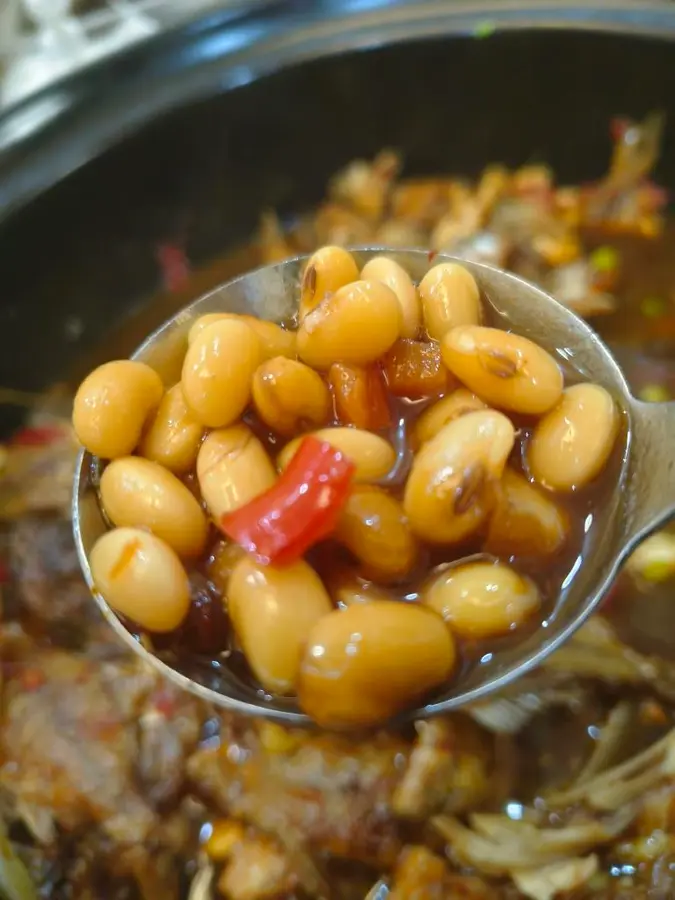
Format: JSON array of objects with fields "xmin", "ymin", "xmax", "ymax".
[{"xmin": 1, "ymin": 0, "xmax": 675, "ymax": 218}]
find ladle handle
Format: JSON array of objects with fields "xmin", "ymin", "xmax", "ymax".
[{"xmin": 626, "ymin": 399, "xmax": 675, "ymax": 549}]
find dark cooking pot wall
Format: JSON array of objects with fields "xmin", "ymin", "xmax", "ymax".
[{"xmin": 0, "ymin": 3, "xmax": 675, "ymax": 435}]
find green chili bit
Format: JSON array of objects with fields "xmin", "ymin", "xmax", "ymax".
[
  {"xmin": 639, "ymin": 384, "xmax": 670, "ymax": 403},
  {"xmin": 590, "ymin": 245, "xmax": 619, "ymax": 273},
  {"xmin": 473, "ymin": 20, "xmax": 496, "ymax": 39},
  {"xmin": 0, "ymin": 832, "xmax": 38, "ymax": 900},
  {"xmin": 640, "ymin": 296, "xmax": 667, "ymax": 319}
]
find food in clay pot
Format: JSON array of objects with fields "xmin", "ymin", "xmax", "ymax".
[{"xmin": 3, "ymin": 21, "xmax": 675, "ymax": 893}]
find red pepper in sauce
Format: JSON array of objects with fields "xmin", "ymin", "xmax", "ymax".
[
  {"xmin": 329, "ymin": 362, "xmax": 391, "ymax": 431},
  {"xmin": 156, "ymin": 242, "xmax": 191, "ymax": 293},
  {"xmin": 610, "ymin": 117, "xmax": 630, "ymax": 142},
  {"xmin": 12, "ymin": 425, "xmax": 64, "ymax": 447},
  {"xmin": 220, "ymin": 436, "xmax": 355, "ymax": 567},
  {"xmin": 383, "ymin": 338, "xmax": 451, "ymax": 398},
  {"xmin": 19, "ymin": 667, "xmax": 46, "ymax": 692}
]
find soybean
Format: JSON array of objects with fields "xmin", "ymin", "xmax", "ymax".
[
  {"xmin": 299, "ymin": 246, "xmax": 360, "ymax": 320},
  {"xmin": 528, "ymin": 383, "xmax": 619, "ymax": 491},
  {"xmin": 182, "ymin": 318, "xmax": 260, "ymax": 427},
  {"xmin": 361, "ymin": 256, "xmax": 421, "ymax": 339},
  {"xmin": 298, "ymin": 601, "xmax": 456, "ymax": 728},
  {"xmin": 297, "ymin": 280, "xmax": 401, "ymax": 369},
  {"xmin": 419, "ymin": 263, "xmax": 482, "ymax": 341},
  {"xmin": 423, "ymin": 560, "xmax": 540, "ymax": 640},
  {"xmin": 100, "ymin": 457, "xmax": 208, "ymax": 558},
  {"xmin": 197, "ymin": 425, "xmax": 277, "ymax": 521},
  {"xmin": 277, "ymin": 427, "xmax": 396, "ymax": 483},
  {"xmin": 323, "ymin": 567, "xmax": 395, "ymax": 608},
  {"xmin": 252, "ymin": 357, "xmax": 331, "ymax": 436},
  {"xmin": 442, "ymin": 325, "xmax": 564, "ymax": 415},
  {"xmin": 206, "ymin": 540, "xmax": 247, "ymax": 595},
  {"xmin": 90, "ymin": 527, "xmax": 191, "ymax": 632},
  {"xmin": 188, "ymin": 313, "xmax": 296, "ymax": 360},
  {"xmin": 335, "ymin": 486, "xmax": 418, "ymax": 582},
  {"xmin": 404, "ymin": 410, "xmax": 515, "ymax": 544},
  {"xmin": 73, "ymin": 360, "xmax": 163, "ymax": 459},
  {"xmin": 485, "ymin": 469, "xmax": 569, "ymax": 557},
  {"xmin": 139, "ymin": 383, "xmax": 204, "ymax": 474},
  {"xmin": 228, "ymin": 556, "xmax": 333, "ymax": 695},
  {"xmin": 412, "ymin": 388, "xmax": 488, "ymax": 448}
]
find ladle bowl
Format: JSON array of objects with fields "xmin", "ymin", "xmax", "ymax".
[{"xmin": 72, "ymin": 249, "xmax": 675, "ymax": 726}]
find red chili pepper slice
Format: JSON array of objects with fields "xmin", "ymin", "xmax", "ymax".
[
  {"xmin": 12, "ymin": 425, "xmax": 64, "ymax": 447},
  {"xmin": 156, "ymin": 242, "xmax": 191, "ymax": 293},
  {"xmin": 19, "ymin": 667, "xmax": 46, "ymax": 692},
  {"xmin": 329, "ymin": 362, "xmax": 391, "ymax": 431},
  {"xmin": 220, "ymin": 436, "xmax": 355, "ymax": 567},
  {"xmin": 610, "ymin": 117, "xmax": 630, "ymax": 142}
]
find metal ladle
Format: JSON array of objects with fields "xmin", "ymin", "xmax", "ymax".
[{"xmin": 72, "ymin": 248, "xmax": 675, "ymax": 726}]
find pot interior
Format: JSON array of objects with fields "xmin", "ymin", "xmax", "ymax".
[{"xmin": 1, "ymin": 26, "xmax": 675, "ymax": 437}]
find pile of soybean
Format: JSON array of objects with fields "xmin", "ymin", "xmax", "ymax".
[{"xmin": 73, "ymin": 248, "xmax": 620, "ymax": 729}]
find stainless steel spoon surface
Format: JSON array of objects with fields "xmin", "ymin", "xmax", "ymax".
[{"xmin": 72, "ymin": 248, "xmax": 675, "ymax": 726}]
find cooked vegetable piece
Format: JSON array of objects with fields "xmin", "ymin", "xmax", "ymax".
[
  {"xmin": 221, "ymin": 436, "xmax": 355, "ymax": 566},
  {"xmin": 383, "ymin": 338, "xmax": 450, "ymax": 398},
  {"xmin": 329, "ymin": 362, "xmax": 391, "ymax": 430}
]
